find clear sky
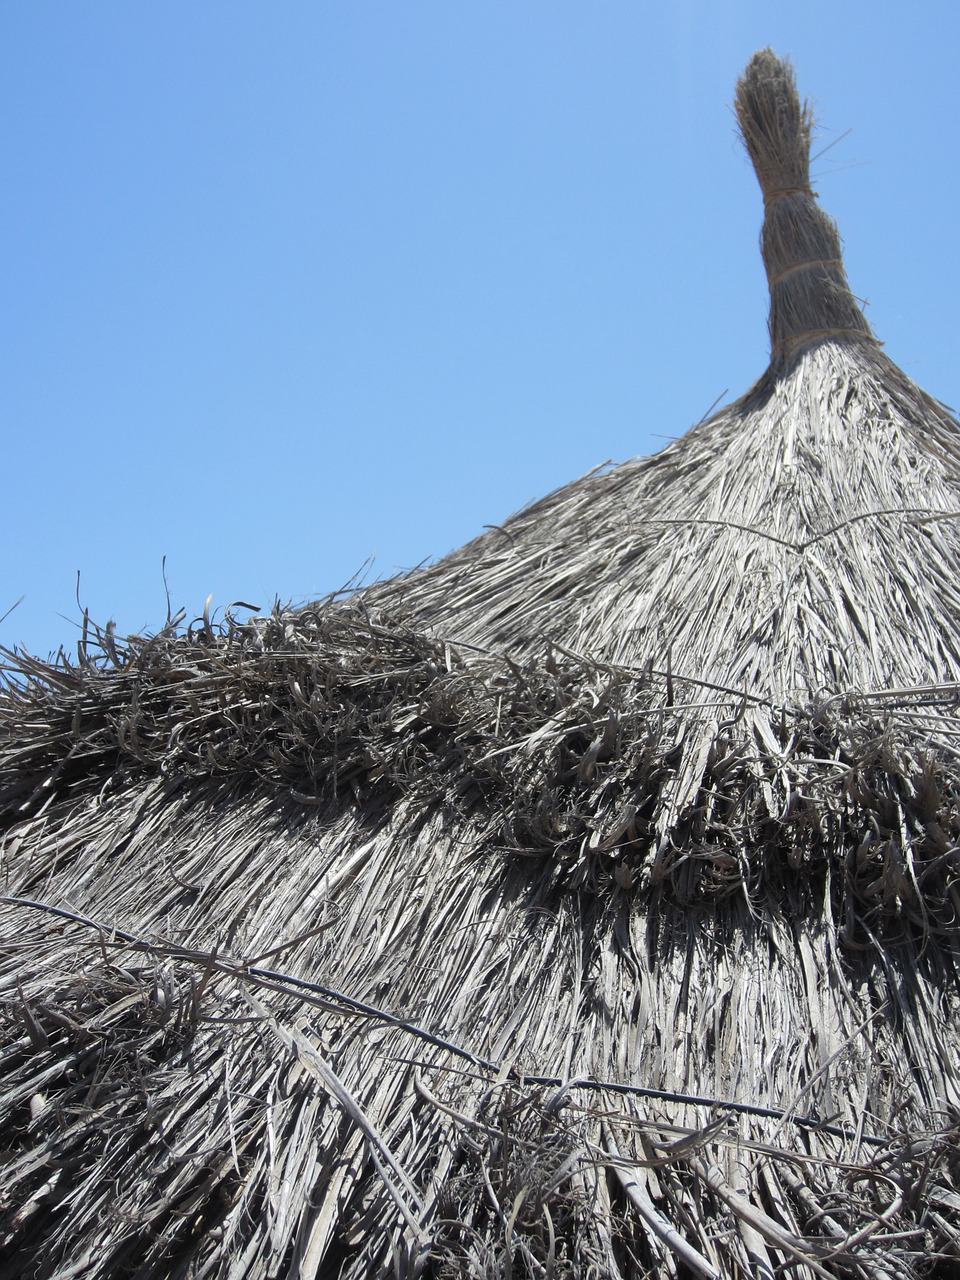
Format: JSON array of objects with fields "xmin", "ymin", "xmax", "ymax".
[{"xmin": 3, "ymin": 3, "xmax": 959, "ymax": 658}]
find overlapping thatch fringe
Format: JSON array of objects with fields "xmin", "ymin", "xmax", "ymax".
[
  {"xmin": 4, "ymin": 604, "xmax": 960, "ymax": 915},
  {"xmin": 3, "ymin": 48, "xmax": 960, "ymax": 1280}
]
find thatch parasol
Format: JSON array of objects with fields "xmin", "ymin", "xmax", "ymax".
[{"xmin": 2, "ymin": 50, "xmax": 959, "ymax": 1279}]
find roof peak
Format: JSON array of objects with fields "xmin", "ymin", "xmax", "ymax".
[{"xmin": 735, "ymin": 49, "xmax": 875, "ymax": 363}]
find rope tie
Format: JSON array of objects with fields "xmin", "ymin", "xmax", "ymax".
[
  {"xmin": 762, "ymin": 184, "xmax": 814, "ymax": 206},
  {"xmin": 775, "ymin": 328, "xmax": 880, "ymax": 358},
  {"xmin": 767, "ymin": 257, "xmax": 843, "ymax": 288}
]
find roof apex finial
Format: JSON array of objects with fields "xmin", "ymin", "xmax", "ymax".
[{"xmin": 735, "ymin": 49, "xmax": 875, "ymax": 361}]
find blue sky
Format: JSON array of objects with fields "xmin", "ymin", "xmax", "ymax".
[{"xmin": 3, "ymin": 3, "xmax": 959, "ymax": 657}]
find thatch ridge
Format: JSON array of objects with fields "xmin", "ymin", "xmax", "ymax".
[
  {"xmin": 3, "ymin": 48, "xmax": 960, "ymax": 1280},
  {"xmin": 734, "ymin": 49, "xmax": 874, "ymax": 360}
]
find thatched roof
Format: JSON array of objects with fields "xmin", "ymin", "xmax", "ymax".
[{"xmin": 3, "ymin": 50, "xmax": 960, "ymax": 1280}]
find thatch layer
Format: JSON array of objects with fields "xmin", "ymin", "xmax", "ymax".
[
  {"xmin": 366, "ymin": 343, "xmax": 960, "ymax": 697},
  {"xmin": 4, "ymin": 604, "xmax": 960, "ymax": 918},
  {"xmin": 2, "ymin": 612, "xmax": 960, "ymax": 1278}
]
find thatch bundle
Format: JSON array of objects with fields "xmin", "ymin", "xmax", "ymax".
[{"xmin": 2, "ymin": 51, "xmax": 959, "ymax": 1279}]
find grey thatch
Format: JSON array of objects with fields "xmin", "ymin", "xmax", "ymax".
[{"xmin": 2, "ymin": 49, "xmax": 960, "ymax": 1280}]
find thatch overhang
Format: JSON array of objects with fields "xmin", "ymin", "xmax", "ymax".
[{"xmin": 2, "ymin": 50, "xmax": 960, "ymax": 1280}]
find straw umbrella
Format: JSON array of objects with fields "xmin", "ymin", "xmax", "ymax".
[{"xmin": 2, "ymin": 50, "xmax": 959, "ymax": 1279}]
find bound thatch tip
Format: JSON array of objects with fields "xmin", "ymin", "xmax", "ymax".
[
  {"xmin": 735, "ymin": 50, "xmax": 813, "ymax": 204},
  {"xmin": 735, "ymin": 49, "xmax": 875, "ymax": 362}
]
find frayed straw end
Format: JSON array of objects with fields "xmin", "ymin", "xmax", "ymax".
[
  {"xmin": 735, "ymin": 49, "xmax": 874, "ymax": 362},
  {"xmin": 735, "ymin": 49, "xmax": 813, "ymax": 202}
]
